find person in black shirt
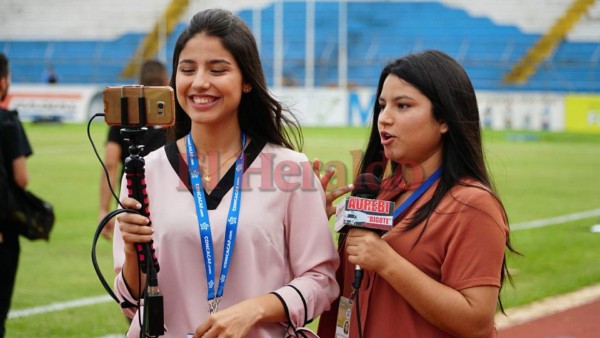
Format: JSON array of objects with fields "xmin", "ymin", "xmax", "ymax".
[{"xmin": 0, "ymin": 53, "xmax": 33, "ymax": 338}]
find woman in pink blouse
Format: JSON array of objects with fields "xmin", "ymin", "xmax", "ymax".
[{"xmin": 113, "ymin": 9, "xmax": 339, "ymax": 338}]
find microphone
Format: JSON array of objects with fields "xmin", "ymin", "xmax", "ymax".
[
  {"xmin": 335, "ymin": 173, "xmax": 395, "ymax": 290},
  {"xmin": 335, "ymin": 173, "xmax": 395, "ymax": 235}
]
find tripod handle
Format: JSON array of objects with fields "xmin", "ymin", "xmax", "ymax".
[{"xmin": 124, "ymin": 157, "xmax": 160, "ymax": 274}]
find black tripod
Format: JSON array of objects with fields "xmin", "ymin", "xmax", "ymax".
[{"xmin": 121, "ymin": 127, "xmax": 165, "ymax": 337}]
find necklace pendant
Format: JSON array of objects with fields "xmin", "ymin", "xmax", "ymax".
[{"xmin": 204, "ymin": 175, "xmax": 211, "ymax": 182}]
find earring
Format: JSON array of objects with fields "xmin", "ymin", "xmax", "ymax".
[{"xmin": 244, "ymin": 87, "xmax": 251, "ymax": 93}]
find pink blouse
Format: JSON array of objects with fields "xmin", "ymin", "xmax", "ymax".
[{"xmin": 113, "ymin": 142, "xmax": 340, "ymax": 337}]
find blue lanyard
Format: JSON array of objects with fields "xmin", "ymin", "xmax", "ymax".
[
  {"xmin": 393, "ymin": 168, "xmax": 442, "ymax": 221},
  {"xmin": 185, "ymin": 133, "xmax": 245, "ymax": 313}
]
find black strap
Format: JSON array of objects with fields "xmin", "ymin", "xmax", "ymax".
[{"xmin": 287, "ymin": 284, "xmax": 309, "ymax": 326}]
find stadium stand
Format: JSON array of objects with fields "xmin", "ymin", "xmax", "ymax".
[{"xmin": 1, "ymin": 0, "xmax": 598, "ymax": 92}]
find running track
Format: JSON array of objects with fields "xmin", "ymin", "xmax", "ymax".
[{"xmin": 497, "ymin": 284, "xmax": 600, "ymax": 338}]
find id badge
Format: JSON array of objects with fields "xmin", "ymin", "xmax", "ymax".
[{"xmin": 335, "ymin": 296, "xmax": 352, "ymax": 338}]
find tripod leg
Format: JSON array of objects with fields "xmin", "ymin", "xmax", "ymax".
[{"xmin": 124, "ymin": 155, "xmax": 160, "ymax": 274}]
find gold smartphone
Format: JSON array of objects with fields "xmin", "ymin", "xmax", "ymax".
[{"xmin": 103, "ymin": 86, "xmax": 175, "ymax": 127}]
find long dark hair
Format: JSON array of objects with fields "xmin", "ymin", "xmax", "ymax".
[
  {"xmin": 167, "ymin": 9, "xmax": 302, "ymax": 150},
  {"xmin": 359, "ymin": 50, "xmax": 516, "ymax": 311}
]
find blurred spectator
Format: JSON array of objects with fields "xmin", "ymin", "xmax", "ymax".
[
  {"xmin": 0, "ymin": 53, "xmax": 33, "ymax": 338},
  {"xmin": 42, "ymin": 65, "xmax": 59, "ymax": 84}
]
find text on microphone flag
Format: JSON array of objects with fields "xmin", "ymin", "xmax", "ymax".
[{"xmin": 346, "ymin": 196, "xmax": 391, "ymax": 214}]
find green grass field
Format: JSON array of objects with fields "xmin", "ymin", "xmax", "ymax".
[{"xmin": 5, "ymin": 123, "xmax": 600, "ymax": 337}]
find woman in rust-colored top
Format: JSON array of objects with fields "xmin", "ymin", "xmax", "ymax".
[{"xmin": 318, "ymin": 50, "xmax": 516, "ymax": 338}]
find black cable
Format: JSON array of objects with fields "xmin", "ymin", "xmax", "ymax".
[
  {"xmin": 89, "ymin": 113, "xmax": 138, "ymax": 305},
  {"xmin": 352, "ymin": 263, "xmax": 364, "ymax": 337},
  {"xmin": 87, "ymin": 113, "xmax": 162, "ymax": 338},
  {"xmin": 91, "ymin": 208, "xmax": 139, "ymax": 304},
  {"xmin": 354, "ymin": 288, "xmax": 363, "ymax": 338},
  {"xmin": 87, "ymin": 113, "xmax": 125, "ymax": 210}
]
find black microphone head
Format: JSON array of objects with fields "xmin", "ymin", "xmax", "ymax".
[{"xmin": 351, "ymin": 173, "xmax": 381, "ymax": 199}]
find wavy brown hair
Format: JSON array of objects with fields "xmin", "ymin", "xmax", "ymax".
[{"xmin": 167, "ymin": 9, "xmax": 302, "ymax": 150}]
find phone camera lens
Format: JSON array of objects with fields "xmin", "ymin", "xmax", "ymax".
[{"xmin": 157, "ymin": 102, "xmax": 165, "ymax": 110}]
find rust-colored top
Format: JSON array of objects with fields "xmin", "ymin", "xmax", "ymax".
[{"xmin": 318, "ymin": 177, "xmax": 508, "ymax": 338}]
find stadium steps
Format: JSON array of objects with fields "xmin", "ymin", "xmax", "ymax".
[
  {"xmin": 2, "ymin": 0, "xmax": 598, "ymax": 91},
  {"xmin": 502, "ymin": 0, "xmax": 596, "ymax": 84},
  {"xmin": 120, "ymin": 0, "xmax": 189, "ymax": 79}
]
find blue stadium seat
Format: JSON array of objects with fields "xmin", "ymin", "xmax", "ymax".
[{"xmin": 1, "ymin": 1, "xmax": 598, "ymax": 91}]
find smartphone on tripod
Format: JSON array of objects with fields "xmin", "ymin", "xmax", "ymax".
[{"xmin": 103, "ymin": 85, "xmax": 175, "ymax": 127}]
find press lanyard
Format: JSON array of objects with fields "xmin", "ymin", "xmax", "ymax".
[
  {"xmin": 185, "ymin": 133, "xmax": 245, "ymax": 314},
  {"xmin": 393, "ymin": 168, "xmax": 442, "ymax": 221}
]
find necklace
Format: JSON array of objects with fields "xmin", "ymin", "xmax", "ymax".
[
  {"xmin": 399, "ymin": 178, "xmax": 418, "ymax": 191},
  {"xmin": 198, "ymin": 148, "xmax": 243, "ymax": 183}
]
